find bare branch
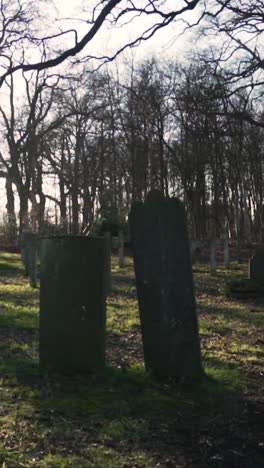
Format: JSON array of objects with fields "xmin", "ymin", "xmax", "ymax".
[{"xmin": 0, "ymin": 0, "xmax": 203, "ymax": 86}]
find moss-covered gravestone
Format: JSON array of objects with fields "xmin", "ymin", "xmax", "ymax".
[
  {"xmin": 129, "ymin": 190, "xmax": 202, "ymax": 378},
  {"xmin": 39, "ymin": 236, "xmax": 109, "ymax": 372}
]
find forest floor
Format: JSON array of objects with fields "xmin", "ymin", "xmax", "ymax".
[{"xmin": 0, "ymin": 252, "xmax": 263, "ymax": 468}]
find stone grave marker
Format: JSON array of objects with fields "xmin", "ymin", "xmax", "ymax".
[
  {"xmin": 129, "ymin": 190, "xmax": 202, "ymax": 378},
  {"xmin": 39, "ymin": 236, "xmax": 109, "ymax": 372},
  {"xmin": 249, "ymin": 247, "xmax": 264, "ymax": 284},
  {"xmin": 20, "ymin": 232, "xmax": 39, "ymax": 287}
]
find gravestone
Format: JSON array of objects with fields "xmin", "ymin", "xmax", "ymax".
[
  {"xmin": 118, "ymin": 230, "xmax": 125, "ymax": 268},
  {"xmin": 223, "ymin": 238, "xmax": 230, "ymax": 267},
  {"xmin": 190, "ymin": 239, "xmax": 204, "ymax": 264},
  {"xmin": 249, "ymin": 247, "xmax": 264, "ymax": 284},
  {"xmin": 129, "ymin": 190, "xmax": 202, "ymax": 378},
  {"xmin": 20, "ymin": 231, "xmax": 30, "ymax": 276},
  {"xmin": 39, "ymin": 236, "xmax": 109, "ymax": 372},
  {"xmin": 210, "ymin": 239, "xmax": 217, "ymax": 273},
  {"xmin": 20, "ymin": 232, "xmax": 39, "ymax": 287}
]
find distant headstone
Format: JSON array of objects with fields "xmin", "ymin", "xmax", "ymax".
[
  {"xmin": 39, "ymin": 236, "xmax": 109, "ymax": 372},
  {"xmin": 190, "ymin": 239, "xmax": 203, "ymax": 264},
  {"xmin": 118, "ymin": 230, "xmax": 125, "ymax": 268},
  {"xmin": 223, "ymin": 238, "xmax": 230, "ymax": 267},
  {"xmin": 129, "ymin": 190, "xmax": 202, "ymax": 378},
  {"xmin": 210, "ymin": 239, "xmax": 217, "ymax": 273},
  {"xmin": 20, "ymin": 232, "xmax": 39, "ymax": 287},
  {"xmin": 20, "ymin": 231, "xmax": 30, "ymax": 276},
  {"xmin": 249, "ymin": 247, "xmax": 264, "ymax": 284}
]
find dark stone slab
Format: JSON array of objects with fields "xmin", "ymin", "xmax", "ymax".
[
  {"xmin": 39, "ymin": 236, "xmax": 109, "ymax": 373},
  {"xmin": 129, "ymin": 190, "xmax": 202, "ymax": 378},
  {"xmin": 249, "ymin": 247, "xmax": 264, "ymax": 285}
]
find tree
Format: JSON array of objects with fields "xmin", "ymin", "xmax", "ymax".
[
  {"xmin": 0, "ymin": 0, "xmax": 43, "ymax": 77},
  {"xmin": 0, "ymin": 69, "xmax": 66, "ymax": 231},
  {"xmin": 0, "ymin": 1, "xmax": 263, "ymax": 94},
  {"xmin": 0, "ymin": 0, "xmax": 205, "ymax": 87},
  {"xmin": 199, "ymin": 1, "xmax": 264, "ymax": 102}
]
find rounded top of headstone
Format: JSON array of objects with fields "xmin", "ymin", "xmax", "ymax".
[{"xmin": 146, "ymin": 189, "xmax": 164, "ymax": 204}]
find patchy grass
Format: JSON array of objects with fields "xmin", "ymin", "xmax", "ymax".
[{"xmin": 0, "ymin": 253, "xmax": 263, "ymax": 467}]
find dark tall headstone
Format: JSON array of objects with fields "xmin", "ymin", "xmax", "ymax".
[
  {"xmin": 39, "ymin": 236, "xmax": 109, "ymax": 372},
  {"xmin": 129, "ymin": 190, "xmax": 202, "ymax": 378},
  {"xmin": 249, "ymin": 247, "xmax": 264, "ymax": 284}
]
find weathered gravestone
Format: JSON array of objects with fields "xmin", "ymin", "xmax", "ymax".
[
  {"xmin": 210, "ymin": 239, "xmax": 217, "ymax": 274},
  {"xmin": 249, "ymin": 247, "xmax": 264, "ymax": 284},
  {"xmin": 223, "ymin": 238, "xmax": 230, "ymax": 267},
  {"xmin": 118, "ymin": 230, "xmax": 125, "ymax": 268},
  {"xmin": 129, "ymin": 190, "xmax": 202, "ymax": 378},
  {"xmin": 39, "ymin": 236, "xmax": 109, "ymax": 372},
  {"xmin": 20, "ymin": 232, "xmax": 39, "ymax": 287}
]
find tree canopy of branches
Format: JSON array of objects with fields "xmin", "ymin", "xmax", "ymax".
[
  {"xmin": 201, "ymin": 1, "xmax": 264, "ymax": 94},
  {"xmin": 0, "ymin": 1, "xmax": 263, "ymax": 241},
  {"xmin": 0, "ymin": 56, "xmax": 263, "ymax": 242},
  {"xmin": 0, "ymin": 0, "xmax": 263, "ymax": 90}
]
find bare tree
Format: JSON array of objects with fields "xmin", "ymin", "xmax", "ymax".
[
  {"xmin": 0, "ymin": 1, "xmax": 207, "ymax": 86},
  {"xmin": 0, "ymin": 69, "xmax": 66, "ymax": 231},
  {"xmin": 199, "ymin": 1, "xmax": 264, "ymax": 98}
]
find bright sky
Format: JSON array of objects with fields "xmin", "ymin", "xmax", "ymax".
[
  {"xmin": 0, "ymin": 0, "xmax": 202, "ymax": 110},
  {"xmin": 44, "ymin": 0, "xmax": 200, "ymax": 66}
]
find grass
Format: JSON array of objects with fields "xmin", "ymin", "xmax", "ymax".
[{"xmin": 0, "ymin": 253, "xmax": 263, "ymax": 467}]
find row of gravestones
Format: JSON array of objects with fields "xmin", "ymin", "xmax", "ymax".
[{"xmin": 21, "ymin": 190, "xmax": 202, "ymax": 378}]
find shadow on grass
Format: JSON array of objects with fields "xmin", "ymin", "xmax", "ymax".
[
  {"xmin": 0, "ymin": 257, "xmax": 263, "ymax": 466},
  {"xmin": 0, "ymin": 290, "xmax": 39, "ymax": 306},
  {"xmin": 0, "ymin": 312, "xmax": 38, "ymax": 330},
  {"xmin": 194, "ymin": 264, "xmax": 247, "ymax": 298},
  {"xmin": 198, "ymin": 302, "xmax": 264, "ymax": 330},
  {"xmin": 0, "ymin": 350, "xmax": 248, "ymax": 422},
  {"xmin": 0, "ymin": 329, "xmax": 263, "ymax": 467},
  {"xmin": 110, "ymin": 275, "xmax": 137, "ymax": 301},
  {"xmin": 0, "ymin": 263, "xmax": 23, "ymax": 277},
  {"xmin": 0, "ymin": 253, "xmax": 24, "ymax": 277}
]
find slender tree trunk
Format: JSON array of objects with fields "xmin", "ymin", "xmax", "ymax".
[{"xmin": 5, "ymin": 177, "xmax": 17, "ymax": 239}]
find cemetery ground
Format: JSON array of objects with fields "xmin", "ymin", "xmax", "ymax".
[{"xmin": 0, "ymin": 253, "xmax": 263, "ymax": 468}]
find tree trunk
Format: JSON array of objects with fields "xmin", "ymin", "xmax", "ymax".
[{"xmin": 5, "ymin": 177, "xmax": 17, "ymax": 239}]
